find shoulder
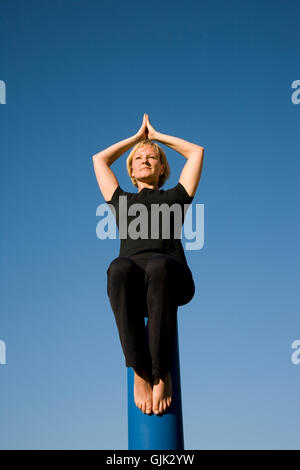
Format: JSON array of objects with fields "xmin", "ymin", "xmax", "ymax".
[
  {"xmin": 105, "ymin": 185, "xmax": 136, "ymax": 204},
  {"xmin": 163, "ymin": 182, "xmax": 194, "ymax": 204}
]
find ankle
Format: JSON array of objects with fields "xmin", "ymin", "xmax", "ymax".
[
  {"xmin": 153, "ymin": 371, "xmax": 170, "ymax": 383},
  {"xmin": 133, "ymin": 366, "xmax": 151, "ymax": 381}
]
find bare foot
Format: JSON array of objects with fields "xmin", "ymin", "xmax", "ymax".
[
  {"xmin": 152, "ymin": 371, "xmax": 172, "ymax": 415},
  {"xmin": 133, "ymin": 367, "xmax": 153, "ymax": 414}
]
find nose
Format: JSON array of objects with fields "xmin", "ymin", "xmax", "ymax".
[{"xmin": 141, "ymin": 157, "xmax": 151, "ymax": 166}]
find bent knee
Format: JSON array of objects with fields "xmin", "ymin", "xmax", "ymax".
[
  {"xmin": 107, "ymin": 256, "xmax": 137, "ymax": 280},
  {"xmin": 177, "ymin": 279, "xmax": 195, "ymax": 306},
  {"xmin": 145, "ymin": 254, "xmax": 175, "ymax": 278}
]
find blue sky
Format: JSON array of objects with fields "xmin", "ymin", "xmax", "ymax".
[{"xmin": 0, "ymin": 0, "xmax": 299, "ymax": 450}]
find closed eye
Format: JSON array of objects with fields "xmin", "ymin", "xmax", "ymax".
[{"xmin": 135, "ymin": 156, "xmax": 157, "ymax": 159}]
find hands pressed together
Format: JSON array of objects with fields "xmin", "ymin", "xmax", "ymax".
[{"xmin": 135, "ymin": 113, "xmax": 157, "ymax": 142}]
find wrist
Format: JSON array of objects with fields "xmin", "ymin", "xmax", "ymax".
[
  {"xmin": 130, "ymin": 134, "xmax": 141, "ymax": 145},
  {"xmin": 153, "ymin": 131, "xmax": 163, "ymax": 142}
]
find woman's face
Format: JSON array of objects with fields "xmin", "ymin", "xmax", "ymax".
[{"xmin": 131, "ymin": 146, "xmax": 164, "ymax": 188}]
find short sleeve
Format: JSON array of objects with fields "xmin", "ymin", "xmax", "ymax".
[
  {"xmin": 105, "ymin": 185, "xmax": 124, "ymax": 204},
  {"xmin": 174, "ymin": 182, "xmax": 194, "ymax": 205},
  {"xmin": 105, "ymin": 186, "xmax": 123, "ymax": 221},
  {"xmin": 105, "ymin": 185, "xmax": 135, "ymax": 224}
]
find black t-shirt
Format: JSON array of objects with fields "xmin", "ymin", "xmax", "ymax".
[{"xmin": 105, "ymin": 182, "xmax": 194, "ymax": 265}]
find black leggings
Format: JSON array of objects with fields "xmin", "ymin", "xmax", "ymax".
[{"xmin": 106, "ymin": 250, "xmax": 195, "ymax": 377}]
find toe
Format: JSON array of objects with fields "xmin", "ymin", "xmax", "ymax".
[
  {"xmin": 146, "ymin": 400, "xmax": 152, "ymax": 414},
  {"xmin": 153, "ymin": 399, "xmax": 159, "ymax": 414}
]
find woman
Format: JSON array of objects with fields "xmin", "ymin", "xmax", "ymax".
[{"xmin": 92, "ymin": 113, "xmax": 204, "ymax": 416}]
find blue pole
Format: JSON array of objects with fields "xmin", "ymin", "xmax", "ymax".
[{"xmin": 127, "ymin": 317, "xmax": 184, "ymax": 450}]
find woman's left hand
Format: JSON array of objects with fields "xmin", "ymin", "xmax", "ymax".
[{"xmin": 146, "ymin": 115, "xmax": 158, "ymax": 141}]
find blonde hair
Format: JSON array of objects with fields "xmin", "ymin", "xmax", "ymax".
[{"xmin": 126, "ymin": 139, "xmax": 170, "ymax": 188}]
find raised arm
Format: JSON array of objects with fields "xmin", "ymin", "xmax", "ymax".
[
  {"xmin": 92, "ymin": 114, "xmax": 148, "ymax": 201},
  {"xmin": 145, "ymin": 115, "xmax": 204, "ymax": 198}
]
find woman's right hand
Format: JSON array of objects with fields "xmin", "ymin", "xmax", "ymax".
[{"xmin": 134, "ymin": 113, "xmax": 149, "ymax": 141}]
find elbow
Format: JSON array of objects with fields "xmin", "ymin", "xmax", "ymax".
[
  {"xmin": 191, "ymin": 145, "xmax": 204, "ymax": 156},
  {"xmin": 190, "ymin": 147, "xmax": 204, "ymax": 159}
]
